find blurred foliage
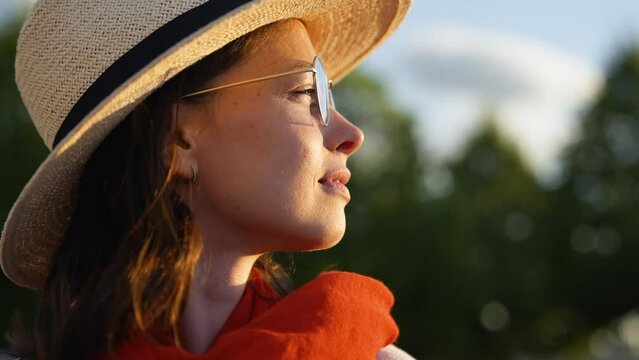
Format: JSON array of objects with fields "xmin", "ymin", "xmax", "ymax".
[
  {"xmin": 0, "ymin": 20, "xmax": 45, "ymax": 347},
  {"xmin": 549, "ymin": 47, "xmax": 639, "ymax": 358},
  {"xmin": 3, "ymin": 11, "xmax": 639, "ymax": 360}
]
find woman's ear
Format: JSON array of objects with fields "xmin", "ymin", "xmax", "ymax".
[{"xmin": 164, "ymin": 106, "xmax": 199, "ymax": 183}]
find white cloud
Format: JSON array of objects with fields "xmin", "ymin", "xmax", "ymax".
[{"xmin": 402, "ymin": 23, "xmax": 603, "ymax": 182}]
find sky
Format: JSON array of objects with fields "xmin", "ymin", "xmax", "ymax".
[
  {"xmin": 362, "ymin": 1, "xmax": 639, "ymax": 183},
  {"xmin": 4, "ymin": 1, "xmax": 639, "ymax": 183}
]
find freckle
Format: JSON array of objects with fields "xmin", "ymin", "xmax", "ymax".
[{"xmin": 256, "ymin": 91, "xmax": 262, "ymax": 97}]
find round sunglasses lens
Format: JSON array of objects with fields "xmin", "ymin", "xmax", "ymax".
[{"xmin": 314, "ymin": 57, "xmax": 329, "ymax": 126}]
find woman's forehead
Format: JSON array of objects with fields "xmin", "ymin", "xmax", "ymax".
[{"xmin": 220, "ymin": 20, "xmax": 317, "ymax": 81}]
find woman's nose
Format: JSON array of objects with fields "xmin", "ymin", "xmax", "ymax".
[{"xmin": 324, "ymin": 109, "xmax": 365, "ymax": 156}]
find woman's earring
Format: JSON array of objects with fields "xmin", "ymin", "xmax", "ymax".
[{"xmin": 190, "ymin": 166, "xmax": 198, "ymax": 185}]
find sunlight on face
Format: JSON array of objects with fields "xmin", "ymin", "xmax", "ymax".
[{"xmin": 180, "ymin": 19, "xmax": 364, "ymax": 255}]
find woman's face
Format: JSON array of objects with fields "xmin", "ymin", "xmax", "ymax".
[{"xmin": 177, "ymin": 20, "xmax": 364, "ymax": 255}]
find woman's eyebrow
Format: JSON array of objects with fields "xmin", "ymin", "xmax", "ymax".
[{"xmin": 282, "ymin": 59, "xmax": 314, "ymax": 72}]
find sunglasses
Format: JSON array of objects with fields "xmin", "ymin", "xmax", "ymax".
[{"xmin": 181, "ymin": 55, "xmax": 335, "ymax": 126}]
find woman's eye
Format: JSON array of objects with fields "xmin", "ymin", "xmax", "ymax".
[
  {"xmin": 293, "ymin": 87, "xmax": 316, "ymax": 97},
  {"xmin": 288, "ymin": 86, "xmax": 318, "ymax": 111}
]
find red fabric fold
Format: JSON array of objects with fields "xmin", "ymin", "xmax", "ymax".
[{"xmin": 102, "ymin": 271, "xmax": 398, "ymax": 359}]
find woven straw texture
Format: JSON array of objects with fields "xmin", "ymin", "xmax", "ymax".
[{"xmin": 2, "ymin": 0, "xmax": 412, "ymax": 289}]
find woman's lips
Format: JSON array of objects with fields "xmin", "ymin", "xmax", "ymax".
[{"xmin": 319, "ymin": 169, "xmax": 351, "ymax": 201}]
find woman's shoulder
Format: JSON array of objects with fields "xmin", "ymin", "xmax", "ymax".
[{"xmin": 377, "ymin": 344, "xmax": 416, "ymax": 360}]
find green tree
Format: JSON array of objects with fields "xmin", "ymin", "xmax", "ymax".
[
  {"xmin": 418, "ymin": 118, "xmax": 552, "ymax": 359},
  {"xmin": 546, "ymin": 46, "xmax": 639, "ymax": 353}
]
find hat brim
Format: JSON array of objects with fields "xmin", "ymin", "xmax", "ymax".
[{"xmin": 1, "ymin": 0, "xmax": 411, "ymax": 289}]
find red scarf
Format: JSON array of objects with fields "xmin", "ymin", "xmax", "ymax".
[{"xmin": 99, "ymin": 271, "xmax": 398, "ymax": 359}]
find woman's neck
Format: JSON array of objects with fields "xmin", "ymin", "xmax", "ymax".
[{"xmin": 179, "ymin": 247, "xmax": 260, "ymax": 353}]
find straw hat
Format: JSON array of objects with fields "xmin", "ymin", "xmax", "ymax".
[{"xmin": 0, "ymin": 0, "xmax": 412, "ymax": 290}]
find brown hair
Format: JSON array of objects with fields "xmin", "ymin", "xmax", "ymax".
[{"xmin": 8, "ymin": 20, "xmax": 291, "ymax": 360}]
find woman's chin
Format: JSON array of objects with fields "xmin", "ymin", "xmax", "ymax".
[
  {"xmin": 296, "ymin": 225, "xmax": 346, "ymax": 252},
  {"xmin": 308, "ymin": 236, "xmax": 343, "ymax": 252},
  {"xmin": 271, "ymin": 222, "xmax": 345, "ymax": 253}
]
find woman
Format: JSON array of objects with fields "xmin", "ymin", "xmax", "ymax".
[{"xmin": 2, "ymin": 0, "xmax": 413, "ymax": 359}]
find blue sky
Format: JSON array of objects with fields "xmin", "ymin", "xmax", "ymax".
[
  {"xmin": 411, "ymin": 1, "xmax": 639, "ymax": 64},
  {"xmin": 365, "ymin": 1, "xmax": 639, "ymax": 74},
  {"xmin": 362, "ymin": 1, "xmax": 639, "ymax": 183}
]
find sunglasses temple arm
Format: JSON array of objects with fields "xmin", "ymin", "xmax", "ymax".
[{"xmin": 182, "ymin": 68, "xmax": 316, "ymax": 99}]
